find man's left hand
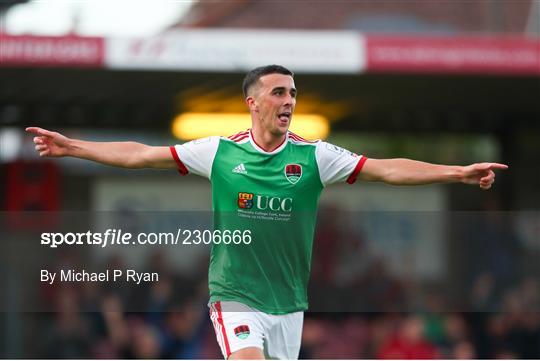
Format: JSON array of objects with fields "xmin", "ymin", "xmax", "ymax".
[{"xmin": 461, "ymin": 163, "xmax": 508, "ymax": 190}]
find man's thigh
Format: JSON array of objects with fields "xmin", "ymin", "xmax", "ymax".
[
  {"xmin": 209, "ymin": 301, "xmax": 265, "ymax": 359},
  {"xmin": 265, "ymin": 311, "xmax": 304, "ymax": 360}
]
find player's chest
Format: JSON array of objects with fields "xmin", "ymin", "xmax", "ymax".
[{"xmin": 212, "ymin": 153, "xmax": 319, "ymax": 193}]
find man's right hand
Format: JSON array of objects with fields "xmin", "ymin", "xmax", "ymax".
[
  {"xmin": 25, "ymin": 126, "xmax": 178, "ymax": 170},
  {"xmin": 26, "ymin": 127, "xmax": 71, "ymax": 157}
]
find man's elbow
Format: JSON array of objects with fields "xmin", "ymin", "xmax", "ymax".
[
  {"xmin": 124, "ymin": 144, "xmax": 151, "ymax": 169},
  {"xmin": 381, "ymin": 175, "xmax": 405, "ymax": 185},
  {"xmin": 121, "ymin": 158, "xmax": 145, "ymax": 169},
  {"xmin": 379, "ymin": 169, "xmax": 415, "ymax": 185},
  {"xmin": 376, "ymin": 160, "xmax": 415, "ymax": 185}
]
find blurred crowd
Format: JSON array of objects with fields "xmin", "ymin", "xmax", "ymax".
[{"xmin": 301, "ymin": 307, "xmax": 540, "ymax": 359}]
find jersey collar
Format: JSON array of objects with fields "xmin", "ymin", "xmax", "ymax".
[{"xmin": 249, "ymin": 129, "xmax": 288, "ymax": 155}]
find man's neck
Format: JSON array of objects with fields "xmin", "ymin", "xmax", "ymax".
[{"xmin": 250, "ymin": 127, "xmax": 287, "ymax": 152}]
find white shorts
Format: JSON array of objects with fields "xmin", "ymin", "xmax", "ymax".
[{"xmin": 209, "ymin": 301, "xmax": 303, "ymax": 360}]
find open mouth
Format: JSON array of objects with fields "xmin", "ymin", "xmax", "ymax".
[{"xmin": 278, "ymin": 112, "xmax": 291, "ymax": 122}]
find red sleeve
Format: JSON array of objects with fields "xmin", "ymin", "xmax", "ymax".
[
  {"xmin": 346, "ymin": 156, "xmax": 368, "ymax": 184},
  {"xmin": 169, "ymin": 146, "xmax": 188, "ymax": 176}
]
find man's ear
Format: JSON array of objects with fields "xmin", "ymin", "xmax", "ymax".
[{"xmin": 246, "ymin": 96, "xmax": 258, "ymax": 112}]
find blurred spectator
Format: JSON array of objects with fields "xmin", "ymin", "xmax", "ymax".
[
  {"xmin": 127, "ymin": 317, "xmax": 162, "ymax": 359},
  {"xmin": 470, "ymin": 197, "xmax": 522, "ymax": 293},
  {"xmin": 312, "ymin": 205, "xmax": 343, "ymax": 284},
  {"xmin": 452, "ymin": 340, "xmax": 476, "ymax": 359},
  {"xmin": 377, "ymin": 315, "xmax": 439, "ymax": 359},
  {"xmin": 40, "ymin": 288, "xmax": 92, "ymax": 358},
  {"xmin": 471, "ymin": 272, "xmax": 498, "ymax": 312},
  {"xmin": 161, "ymin": 301, "xmax": 211, "ymax": 358},
  {"xmin": 100, "ymin": 294, "xmax": 129, "ymax": 357}
]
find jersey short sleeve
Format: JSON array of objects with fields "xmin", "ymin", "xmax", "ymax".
[
  {"xmin": 170, "ymin": 136, "xmax": 220, "ymax": 179},
  {"xmin": 315, "ymin": 141, "xmax": 367, "ymax": 187}
]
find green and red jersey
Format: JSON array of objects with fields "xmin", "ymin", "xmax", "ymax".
[{"xmin": 171, "ymin": 130, "xmax": 366, "ymax": 314}]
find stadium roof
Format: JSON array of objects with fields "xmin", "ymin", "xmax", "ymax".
[{"xmin": 174, "ymin": 0, "xmax": 533, "ymax": 35}]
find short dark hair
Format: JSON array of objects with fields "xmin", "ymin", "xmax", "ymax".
[{"xmin": 242, "ymin": 65, "xmax": 294, "ymax": 98}]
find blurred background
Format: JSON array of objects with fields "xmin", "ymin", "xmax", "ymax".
[{"xmin": 1, "ymin": 0, "xmax": 539, "ymax": 358}]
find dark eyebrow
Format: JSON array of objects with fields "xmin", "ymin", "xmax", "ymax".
[{"xmin": 272, "ymin": 87, "xmax": 297, "ymax": 95}]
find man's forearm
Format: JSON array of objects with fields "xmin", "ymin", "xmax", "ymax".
[
  {"xmin": 376, "ymin": 158, "xmax": 463, "ymax": 185},
  {"xmin": 68, "ymin": 139, "xmax": 152, "ymax": 168},
  {"xmin": 26, "ymin": 127, "xmax": 176, "ymax": 169}
]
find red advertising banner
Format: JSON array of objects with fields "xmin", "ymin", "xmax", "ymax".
[
  {"xmin": 1, "ymin": 32, "xmax": 538, "ymax": 75},
  {"xmin": 366, "ymin": 36, "xmax": 540, "ymax": 75},
  {"xmin": 0, "ymin": 34, "xmax": 105, "ymax": 67}
]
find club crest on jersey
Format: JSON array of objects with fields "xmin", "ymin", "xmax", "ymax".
[
  {"xmin": 284, "ymin": 164, "xmax": 302, "ymax": 184},
  {"xmin": 238, "ymin": 192, "xmax": 254, "ymax": 209},
  {"xmin": 234, "ymin": 325, "xmax": 250, "ymax": 340}
]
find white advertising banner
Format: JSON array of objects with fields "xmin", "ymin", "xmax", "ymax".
[{"xmin": 105, "ymin": 29, "xmax": 365, "ymax": 73}]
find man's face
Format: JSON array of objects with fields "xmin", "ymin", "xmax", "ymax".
[{"xmin": 248, "ymin": 73, "xmax": 297, "ymax": 136}]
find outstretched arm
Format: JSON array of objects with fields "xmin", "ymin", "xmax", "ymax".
[
  {"xmin": 26, "ymin": 127, "xmax": 176, "ymax": 169},
  {"xmin": 359, "ymin": 158, "xmax": 508, "ymax": 190}
]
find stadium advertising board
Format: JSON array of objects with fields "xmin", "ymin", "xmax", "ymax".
[
  {"xmin": 0, "ymin": 34, "xmax": 105, "ymax": 67},
  {"xmin": 104, "ymin": 29, "xmax": 365, "ymax": 73},
  {"xmin": 365, "ymin": 35, "xmax": 540, "ymax": 75},
  {"xmin": 2, "ymin": 31, "xmax": 538, "ymax": 75}
]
